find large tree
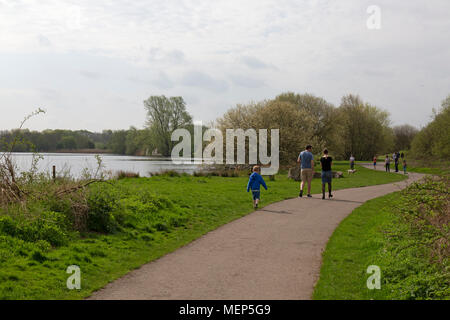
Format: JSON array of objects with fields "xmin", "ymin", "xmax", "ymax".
[
  {"xmin": 393, "ymin": 124, "xmax": 418, "ymax": 151},
  {"xmin": 144, "ymin": 95, "xmax": 193, "ymax": 157},
  {"xmin": 125, "ymin": 127, "xmax": 153, "ymax": 156},
  {"xmin": 274, "ymin": 93, "xmax": 335, "ymax": 138},
  {"xmin": 335, "ymin": 94, "xmax": 393, "ymax": 160},
  {"xmin": 216, "ymin": 99, "xmax": 325, "ymax": 165},
  {"xmin": 411, "ymin": 95, "xmax": 450, "ymax": 159}
]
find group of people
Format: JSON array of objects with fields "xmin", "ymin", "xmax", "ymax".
[
  {"xmin": 296, "ymin": 145, "xmax": 333, "ymax": 200},
  {"xmin": 246, "ymin": 146, "xmax": 409, "ymax": 209},
  {"xmin": 373, "ymin": 151, "xmax": 407, "ymax": 174},
  {"xmin": 246, "ymin": 145, "xmax": 333, "ymax": 208}
]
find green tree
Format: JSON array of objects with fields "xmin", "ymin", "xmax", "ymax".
[
  {"xmin": 411, "ymin": 95, "xmax": 450, "ymax": 159},
  {"xmin": 393, "ymin": 124, "xmax": 418, "ymax": 151},
  {"xmin": 60, "ymin": 136, "xmax": 77, "ymax": 150},
  {"xmin": 125, "ymin": 127, "xmax": 153, "ymax": 155},
  {"xmin": 144, "ymin": 95, "xmax": 192, "ymax": 157},
  {"xmin": 334, "ymin": 94, "xmax": 393, "ymax": 160},
  {"xmin": 217, "ymin": 99, "xmax": 325, "ymax": 165},
  {"xmin": 107, "ymin": 130, "xmax": 127, "ymax": 154}
]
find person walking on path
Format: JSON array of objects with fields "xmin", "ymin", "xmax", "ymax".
[
  {"xmin": 320, "ymin": 149, "xmax": 333, "ymax": 200},
  {"xmin": 373, "ymin": 156, "xmax": 377, "ymax": 169},
  {"xmin": 385, "ymin": 155, "xmax": 391, "ymax": 172},
  {"xmin": 394, "ymin": 152, "xmax": 400, "ymax": 172},
  {"xmin": 349, "ymin": 154, "xmax": 355, "ymax": 170},
  {"xmin": 403, "ymin": 159, "xmax": 407, "ymax": 175},
  {"xmin": 246, "ymin": 166, "xmax": 267, "ymax": 209},
  {"xmin": 297, "ymin": 145, "xmax": 314, "ymax": 198}
]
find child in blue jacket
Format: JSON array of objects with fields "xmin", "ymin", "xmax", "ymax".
[{"xmin": 247, "ymin": 166, "xmax": 268, "ymax": 209}]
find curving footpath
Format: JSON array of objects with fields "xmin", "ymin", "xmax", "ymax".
[{"xmin": 88, "ymin": 165, "xmax": 424, "ymax": 300}]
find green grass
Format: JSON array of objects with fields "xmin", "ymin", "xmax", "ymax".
[
  {"xmin": 313, "ymin": 177, "xmax": 449, "ymax": 300},
  {"xmin": 407, "ymin": 167, "xmax": 449, "ymax": 175},
  {"xmin": 400, "ymin": 157, "xmax": 450, "ymax": 175},
  {"xmin": 0, "ymin": 162, "xmax": 407, "ymax": 299}
]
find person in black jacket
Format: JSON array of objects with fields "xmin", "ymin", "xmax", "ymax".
[
  {"xmin": 320, "ymin": 149, "xmax": 333, "ymax": 199},
  {"xmin": 394, "ymin": 151, "xmax": 400, "ymax": 172}
]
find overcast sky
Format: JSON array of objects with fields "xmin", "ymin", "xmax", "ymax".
[{"xmin": 1, "ymin": 0, "xmax": 449, "ymax": 132}]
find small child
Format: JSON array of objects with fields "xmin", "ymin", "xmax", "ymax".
[
  {"xmin": 247, "ymin": 166, "xmax": 268, "ymax": 209},
  {"xmin": 403, "ymin": 160, "xmax": 407, "ymax": 174},
  {"xmin": 373, "ymin": 156, "xmax": 377, "ymax": 169}
]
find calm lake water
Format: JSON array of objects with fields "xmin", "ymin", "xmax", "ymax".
[{"xmin": 10, "ymin": 153, "xmax": 201, "ymax": 178}]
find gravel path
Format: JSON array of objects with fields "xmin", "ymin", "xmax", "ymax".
[{"xmin": 88, "ymin": 166, "xmax": 423, "ymax": 300}]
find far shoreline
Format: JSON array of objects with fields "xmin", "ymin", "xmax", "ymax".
[
  {"xmin": 2, "ymin": 149, "xmax": 114, "ymax": 154},
  {"xmin": 50, "ymin": 149, "xmax": 114, "ymax": 154},
  {"xmin": 5, "ymin": 149, "xmax": 167, "ymax": 158}
]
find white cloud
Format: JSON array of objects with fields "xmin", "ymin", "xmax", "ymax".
[
  {"xmin": 180, "ymin": 71, "xmax": 228, "ymax": 93},
  {"xmin": 0, "ymin": 0, "xmax": 449, "ymax": 131}
]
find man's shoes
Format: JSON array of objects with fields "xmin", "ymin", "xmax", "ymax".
[
  {"xmin": 322, "ymin": 194, "xmax": 325, "ymax": 200},
  {"xmin": 307, "ymin": 194, "xmax": 312, "ymax": 198},
  {"xmin": 329, "ymin": 193, "xmax": 333, "ymax": 198},
  {"xmin": 299, "ymin": 190, "xmax": 303, "ymax": 197}
]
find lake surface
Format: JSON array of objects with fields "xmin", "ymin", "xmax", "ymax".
[{"xmin": 9, "ymin": 153, "xmax": 201, "ymax": 178}]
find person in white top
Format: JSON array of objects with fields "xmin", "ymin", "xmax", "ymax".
[{"xmin": 349, "ymin": 154, "xmax": 355, "ymax": 170}]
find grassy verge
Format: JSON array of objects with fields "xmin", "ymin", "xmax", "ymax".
[
  {"xmin": 313, "ymin": 175, "xmax": 449, "ymax": 300},
  {"xmin": 0, "ymin": 162, "xmax": 407, "ymax": 299},
  {"xmin": 401, "ymin": 157, "xmax": 449, "ymax": 175},
  {"xmin": 407, "ymin": 166, "xmax": 450, "ymax": 175}
]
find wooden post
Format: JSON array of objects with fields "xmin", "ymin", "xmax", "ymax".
[{"xmin": 52, "ymin": 165, "xmax": 56, "ymax": 181}]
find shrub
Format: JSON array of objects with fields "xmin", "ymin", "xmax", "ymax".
[
  {"xmin": 116, "ymin": 171, "xmax": 140, "ymax": 180},
  {"xmin": 86, "ymin": 186, "xmax": 121, "ymax": 233},
  {"xmin": 0, "ymin": 212, "xmax": 69, "ymax": 246},
  {"xmin": 154, "ymin": 222, "xmax": 169, "ymax": 232},
  {"xmin": 31, "ymin": 250, "xmax": 47, "ymax": 263},
  {"xmin": 139, "ymin": 233, "xmax": 153, "ymax": 241},
  {"xmin": 378, "ymin": 175, "xmax": 450, "ymax": 299},
  {"xmin": 0, "ymin": 216, "xmax": 16, "ymax": 236}
]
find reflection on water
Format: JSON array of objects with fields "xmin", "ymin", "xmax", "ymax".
[{"xmin": 9, "ymin": 153, "xmax": 201, "ymax": 178}]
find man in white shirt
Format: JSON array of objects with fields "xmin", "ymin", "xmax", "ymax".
[{"xmin": 349, "ymin": 154, "xmax": 355, "ymax": 170}]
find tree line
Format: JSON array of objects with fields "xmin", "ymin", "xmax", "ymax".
[
  {"xmin": 0, "ymin": 95, "xmax": 193, "ymax": 156},
  {"xmin": 2, "ymin": 93, "xmax": 448, "ymax": 164},
  {"xmin": 411, "ymin": 95, "xmax": 450, "ymax": 159},
  {"xmin": 216, "ymin": 92, "xmax": 424, "ymax": 163},
  {"xmin": 0, "ymin": 128, "xmax": 152, "ymax": 155}
]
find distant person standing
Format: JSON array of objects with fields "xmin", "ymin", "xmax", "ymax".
[
  {"xmin": 401, "ymin": 152, "xmax": 405, "ymax": 159},
  {"xmin": 349, "ymin": 154, "xmax": 355, "ymax": 170},
  {"xmin": 394, "ymin": 152, "xmax": 399, "ymax": 172},
  {"xmin": 385, "ymin": 155, "xmax": 391, "ymax": 172},
  {"xmin": 297, "ymin": 145, "xmax": 314, "ymax": 198},
  {"xmin": 373, "ymin": 156, "xmax": 377, "ymax": 169},
  {"xmin": 403, "ymin": 159, "xmax": 407, "ymax": 175},
  {"xmin": 320, "ymin": 149, "xmax": 333, "ymax": 200}
]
